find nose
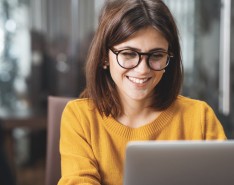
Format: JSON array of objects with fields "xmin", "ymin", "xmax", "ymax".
[{"xmin": 133, "ymin": 55, "xmax": 151, "ymax": 74}]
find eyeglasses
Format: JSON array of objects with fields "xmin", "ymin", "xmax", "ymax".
[{"xmin": 109, "ymin": 48, "xmax": 173, "ymax": 71}]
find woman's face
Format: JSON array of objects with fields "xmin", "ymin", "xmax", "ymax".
[{"xmin": 108, "ymin": 26, "xmax": 169, "ymax": 103}]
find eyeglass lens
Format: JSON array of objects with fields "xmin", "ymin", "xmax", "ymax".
[{"xmin": 117, "ymin": 49, "xmax": 169, "ymax": 70}]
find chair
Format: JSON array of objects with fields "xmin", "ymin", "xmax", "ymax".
[{"xmin": 45, "ymin": 96, "xmax": 73, "ymax": 185}]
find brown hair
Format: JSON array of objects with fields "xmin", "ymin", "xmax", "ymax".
[{"xmin": 80, "ymin": 0, "xmax": 183, "ymax": 117}]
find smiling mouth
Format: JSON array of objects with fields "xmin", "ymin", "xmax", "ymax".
[{"xmin": 127, "ymin": 76, "xmax": 151, "ymax": 84}]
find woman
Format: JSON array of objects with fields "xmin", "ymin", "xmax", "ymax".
[{"xmin": 58, "ymin": 0, "xmax": 226, "ymax": 184}]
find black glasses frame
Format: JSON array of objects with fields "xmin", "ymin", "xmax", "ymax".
[{"xmin": 109, "ymin": 48, "xmax": 173, "ymax": 71}]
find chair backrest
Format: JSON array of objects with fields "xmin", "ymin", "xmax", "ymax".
[{"xmin": 45, "ymin": 96, "xmax": 73, "ymax": 185}]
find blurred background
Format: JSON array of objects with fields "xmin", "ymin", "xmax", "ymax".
[{"xmin": 0, "ymin": 0, "xmax": 233, "ymax": 184}]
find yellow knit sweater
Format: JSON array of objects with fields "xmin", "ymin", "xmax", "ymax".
[{"xmin": 58, "ymin": 96, "xmax": 226, "ymax": 185}]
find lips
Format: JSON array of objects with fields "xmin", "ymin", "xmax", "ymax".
[{"xmin": 127, "ymin": 76, "xmax": 150, "ymax": 84}]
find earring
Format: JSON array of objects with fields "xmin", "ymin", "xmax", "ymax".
[
  {"xmin": 103, "ymin": 61, "xmax": 108, "ymax": 69},
  {"xmin": 163, "ymin": 69, "xmax": 166, "ymax": 73}
]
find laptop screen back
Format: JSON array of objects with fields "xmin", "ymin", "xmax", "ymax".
[{"xmin": 123, "ymin": 141, "xmax": 234, "ymax": 185}]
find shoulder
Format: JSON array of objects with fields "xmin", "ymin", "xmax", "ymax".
[
  {"xmin": 173, "ymin": 95, "xmax": 216, "ymax": 117},
  {"xmin": 62, "ymin": 98, "xmax": 97, "ymax": 119},
  {"xmin": 61, "ymin": 98, "xmax": 101, "ymax": 134},
  {"xmin": 173, "ymin": 96, "xmax": 226, "ymax": 140},
  {"xmin": 175, "ymin": 95, "xmax": 211, "ymax": 110},
  {"xmin": 65, "ymin": 98, "xmax": 95, "ymax": 111},
  {"xmin": 66, "ymin": 98, "xmax": 95, "ymax": 109}
]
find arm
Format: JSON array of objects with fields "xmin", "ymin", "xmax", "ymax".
[{"xmin": 58, "ymin": 102, "xmax": 101, "ymax": 185}]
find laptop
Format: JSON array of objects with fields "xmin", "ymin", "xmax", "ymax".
[{"xmin": 123, "ymin": 141, "xmax": 234, "ymax": 185}]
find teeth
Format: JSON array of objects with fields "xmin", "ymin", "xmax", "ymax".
[{"xmin": 128, "ymin": 76, "xmax": 148, "ymax": 84}]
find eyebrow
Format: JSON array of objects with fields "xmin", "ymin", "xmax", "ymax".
[{"xmin": 115, "ymin": 46, "xmax": 168, "ymax": 52}]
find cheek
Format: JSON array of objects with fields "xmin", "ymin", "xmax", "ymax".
[
  {"xmin": 109, "ymin": 60, "xmax": 117, "ymax": 78},
  {"xmin": 109, "ymin": 63, "xmax": 127, "ymax": 84},
  {"xmin": 109, "ymin": 67, "xmax": 117, "ymax": 83},
  {"xmin": 108, "ymin": 56, "xmax": 116, "ymax": 77},
  {"xmin": 109, "ymin": 54, "xmax": 117, "ymax": 73},
  {"xmin": 109, "ymin": 56, "xmax": 127, "ymax": 79},
  {"xmin": 109, "ymin": 58, "xmax": 122, "ymax": 84}
]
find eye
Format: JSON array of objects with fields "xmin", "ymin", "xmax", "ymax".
[
  {"xmin": 150, "ymin": 52, "xmax": 166, "ymax": 61},
  {"xmin": 119, "ymin": 50, "xmax": 138, "ymax": 59}
]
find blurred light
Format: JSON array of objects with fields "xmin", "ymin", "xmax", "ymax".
[
  {"xmin": 56, "ymin": 53, "xmax": 69, "ymax": 72},
  {"xmin": 14, "ymin": 78, "xmax": 27, "ymax": 94},
  {"xmin": 32, "ymin": 51, "xmax": 43, "ymax": 65},
  {"xmin": 57, "ymin": 61, "xmax": 69, "ymax": 73},
  {"xmin": 0, "ymin": 29, "xmax": 4, "ymax": 56},
  {"xmin": 5, "ymin": 19, "xmax": 17, "ymax": 33}
]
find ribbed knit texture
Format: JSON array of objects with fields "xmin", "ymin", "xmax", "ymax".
[{"xmin": 58, "ymin": 95, "xmax": 226, "ymax": 185}]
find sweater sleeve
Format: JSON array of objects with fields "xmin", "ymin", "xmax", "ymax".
[
  {"xmin": 58, "ymin": 102, "xmax": 101, "ymax": 185},
  {"xmin": 201, "ymin": 102, "xmax": 227, "ymax": 140}
]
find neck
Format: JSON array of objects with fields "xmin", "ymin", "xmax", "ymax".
[{"xmin": 117, "ymin": 96, "xmax": 161, "ymax": 128}]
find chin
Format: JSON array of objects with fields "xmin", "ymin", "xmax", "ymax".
[{"xmin": 128, "ymin": 93, "xmax": 149, "ymax": 101}]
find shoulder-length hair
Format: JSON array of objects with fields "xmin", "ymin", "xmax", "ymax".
[{"xmin": 80, "ymin": 0, "xmax": 183, "ymax": 118}]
